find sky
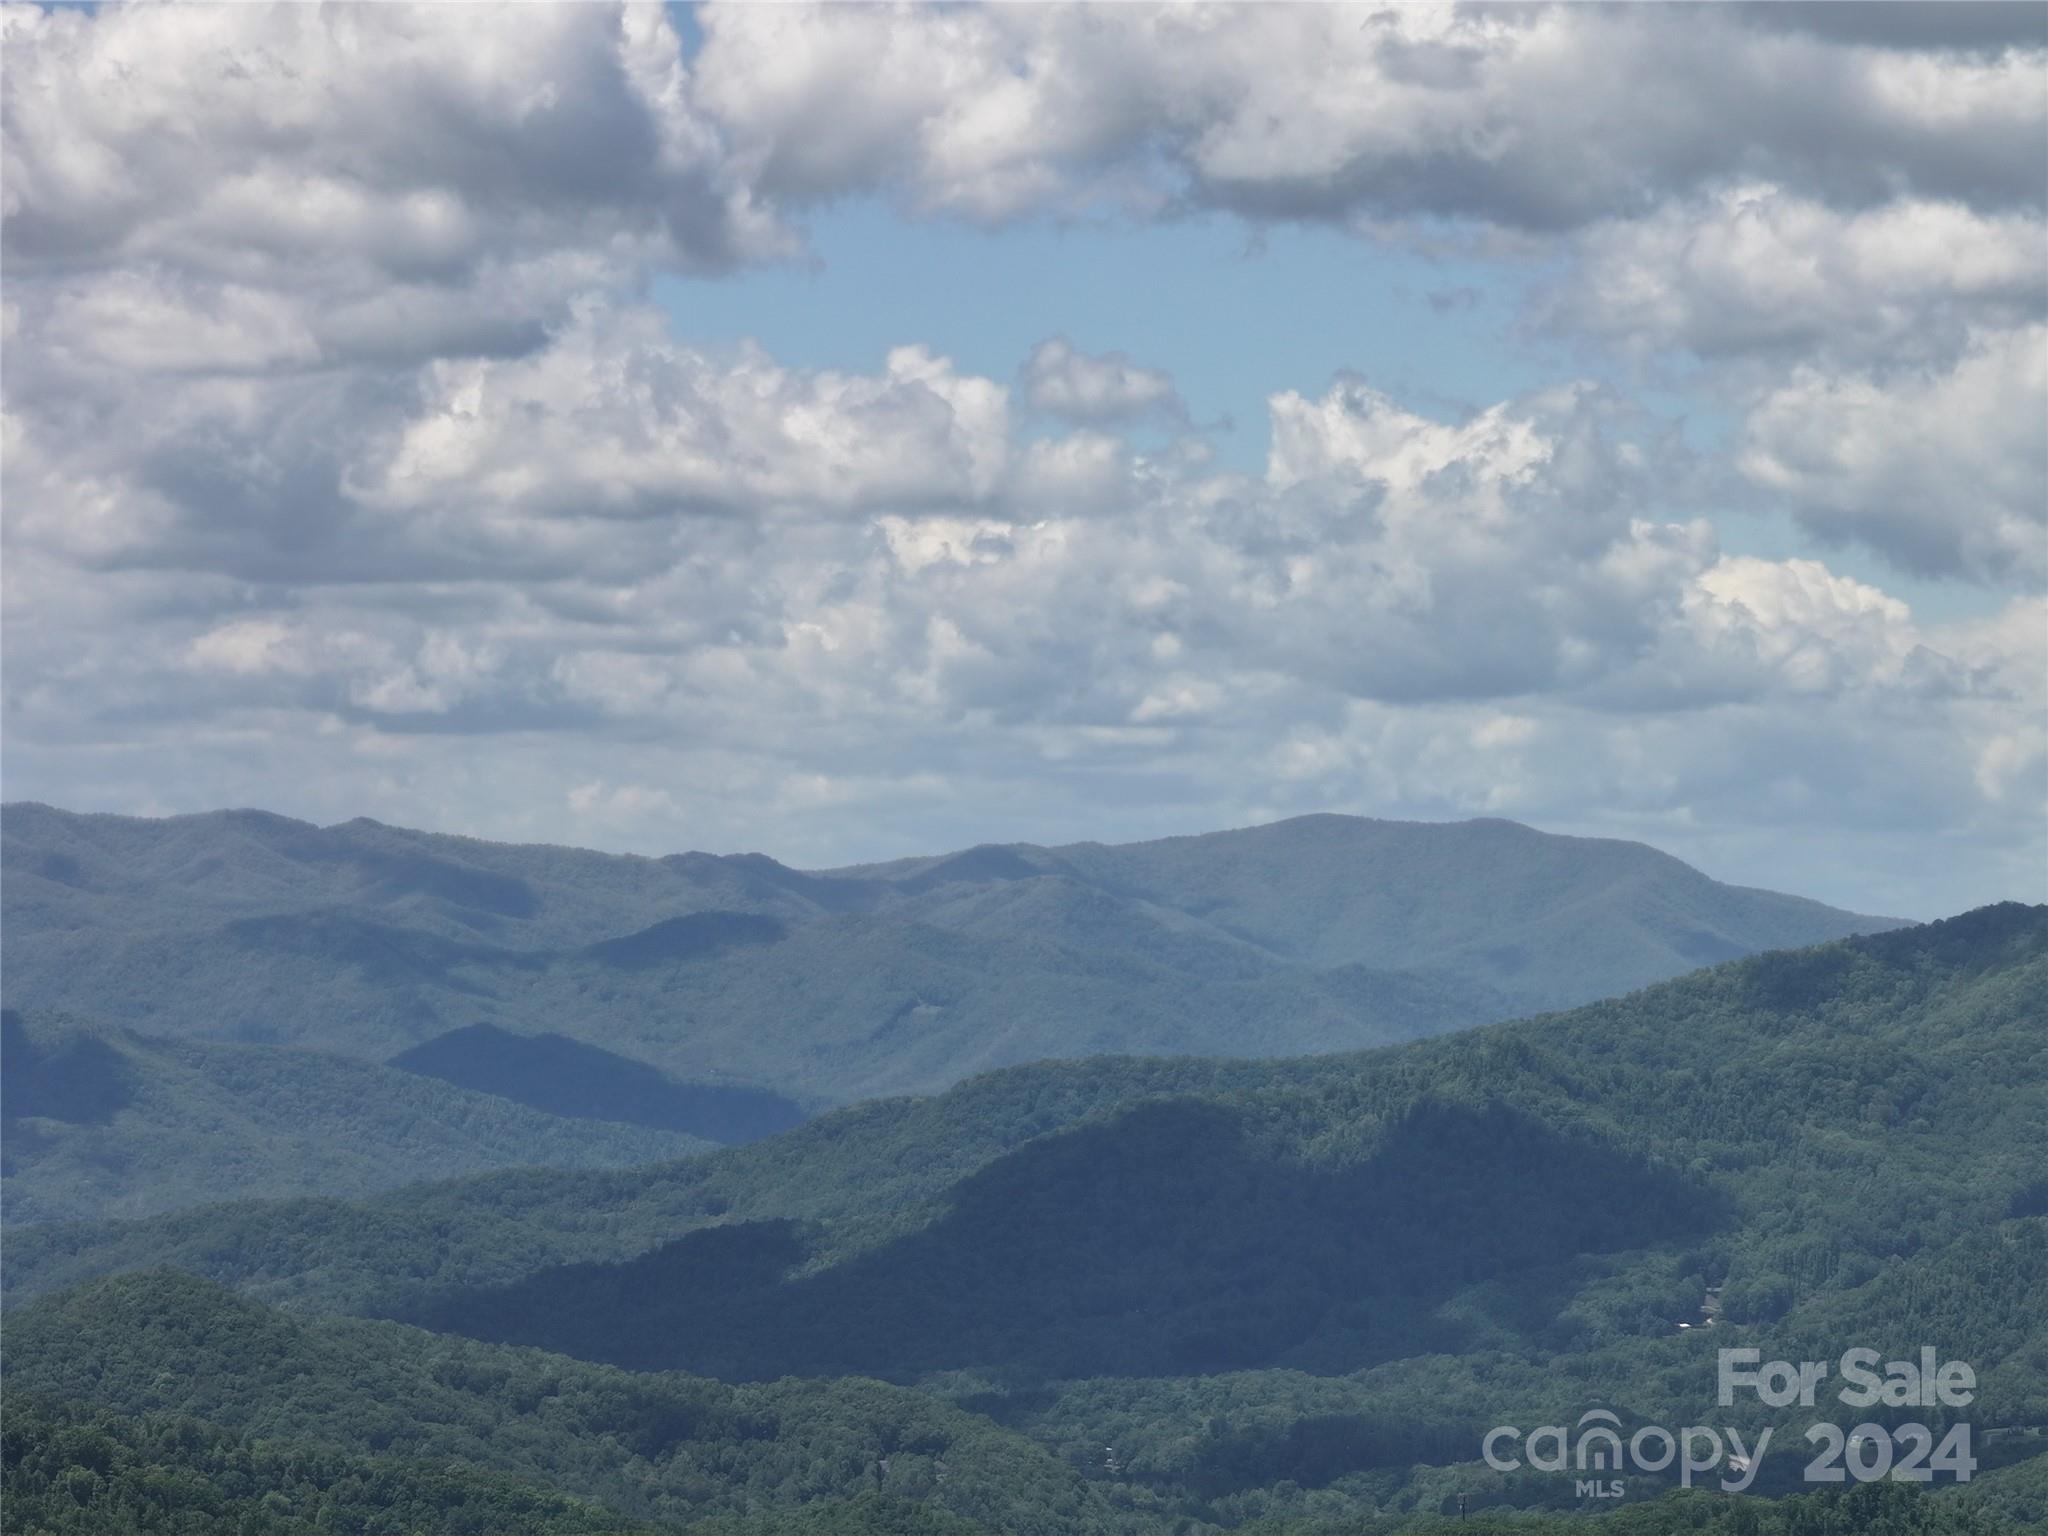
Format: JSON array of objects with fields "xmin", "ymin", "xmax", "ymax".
[{"xmin": 2, "ymin": 2, "xmax": 2044, "ymax": 919}]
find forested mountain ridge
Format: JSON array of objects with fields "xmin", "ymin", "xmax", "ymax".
[
  {"xmin": 2, "ymin": 1392, "xmax": 662, "ymax": 1536},
  {"xmin": 3, "ymin": 1271, "xmax": 1151, "ymax": 1536},
  {"xmin": 826, "ymin": 812, "xmax": 1889, "ymax": 993},
  {"xmin": 0, "ymin": 1010, "xmax": 712, "ymax": 1224},
  {"xmin": 5, "ymin": 908, "xmax": 2040, "ymax": 1529},
  {"xmin": 10, "ymin": 906, "xmax": 2038, "ymax": 1358},
  {"xmin": 5, "ymin": 1281, "xmax": 2032, "ymax": 1535},
  {"xmin": 1, "ymin": 802, "xmax": 1903, "ymax": 1103}
]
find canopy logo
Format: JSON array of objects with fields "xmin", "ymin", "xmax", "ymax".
[
  {"xmin": 1482, "ymin": 1410, "xmax": 1769, "ymax": 1495},
  {"xmin": 1480, "ymin": 1346, "xmax": 1978, "ymax": 1501}
]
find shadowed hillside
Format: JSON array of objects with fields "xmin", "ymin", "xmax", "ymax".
[
  {"xmin": 407, "ymin": 1097, "xmax": 1719, "ymax": 1382},
  {"xmin": 0, "ymin": 1010, "xmax": 710, "ymax": 1224},
  {"xmin": 390, "ymin": 1023, "xmax": 806, "ymax": 1143}
]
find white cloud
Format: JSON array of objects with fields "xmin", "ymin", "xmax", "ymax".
[
  {"xmin": 12, "ymin": 330, "xmax": 2035, "ymax": 910},
  {"xmin": 365, "ymin": 309, "xmax": 1012, "ymax": 530},
  {"xmin": 1266, "ymin": 378, "xmax": 1559, "ymax": 498},
  {"xmin": 568, "ymin": 779, "xmax": 682, "ymax": 822},
  {"xmin": 1738, "ymin": 324, "xmax": 2048, "ymax": 584},
  {"xmin": 1557, "ymin": 188, "xmax": 2047, "ymax": 364},
  {"xmin": 692, "ymin": 3, "xmax": 2047, "ymax": 229},
  {"xmin": 1667, "ymin": 557, "xmax": 1927, "ymax": 699},
  {"xmin": 1, "ymin": 2, "xmax": 784, "ymax": 375},
  {"xmin": 187, "ymin": 619, "xmax": 319, "ymax": 678},
  {"xmin": 1022, "ymin": 339, "xmax": 1183, "ymax": 425}
]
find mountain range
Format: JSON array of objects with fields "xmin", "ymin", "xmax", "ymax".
[
  {"xmin": 2, "ymin": 803, "xmax": 1903, "ymax": 1114},
  {"xmin": 10, "ymin": 801, "xmax": 2036, "ymax": 1530},
  {"xmin": 4, "ymin": 906, "xmax": 2041, "ymax": 1531}
]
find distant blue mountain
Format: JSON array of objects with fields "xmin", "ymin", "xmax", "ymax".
[{"xmin": 2, "ymin": 802, "xmax": 1906, "ymax": 1107}]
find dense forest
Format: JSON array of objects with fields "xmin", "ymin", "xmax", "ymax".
[
  {"xmin": 2, "ymin": 1394, "xmax": 656, "ymax": 1536},
  {"xmin": 10, "ymin": 1396, "xmax": 2028, "ymax": 1535},
  {"xmin": 6, "ymin": 907, "xmax": 2042, "ymax": 1528},
  {"xmin": 5, "ymin": 1273, "xmax": 2036, "ymax": 1535},
  {"xmin": 4, "ymin": 1271, "xmax": 1151, "ymax": 1536},
  {"xmin": 0, "ymin": 1010, "xmax": 710, "ymax": 1223}
]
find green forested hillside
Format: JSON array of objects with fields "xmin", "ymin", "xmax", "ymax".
[
  {"xmin": 1, "ymin": 803, "xmax": 1900, "ymax": 1103},
  {"xmin": 11, "ymin": 908, "xmax": 2034, "ymax": 1327},
  {"xmin": 3, "ymin": 1275, "xmax": 2031, "ymax": 1536},
  {"xmin": 1243, "ymin": 1483, "xmax": 2024, "ymax": 1535},
  {"xmin": 0, "ymin": 1010, "xmax": 710, "ymax": 1224},
  {"xmin": 6, "ymin": 904, "xmax": 1504, "ymax": 1104},
  {"xmin": 0, "ymin": 1394, "xmax": 656, "ymax": 1535},
  {"xmin": 1960, "ymin": 1443, "xmax": 2048, "ymax": 1530},
  {"xmin": 7, "ymin": 909, "xmax": 2039, "ymax": 1527},
  {"xmin": 2, "ymin": 1271, "xmax": 1149, "ymax": 1536}
]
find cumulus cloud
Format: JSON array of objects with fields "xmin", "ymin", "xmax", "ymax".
[
  {"xmin": 8, "ymin": 318, "xmax": 2036, "ymax": 912},
  {"xmin": 1, "ymin": 2, "xmax": 784, "ymax": 375},
  {"xmin": 1545, "ymin": 189, "xmax": 2045, "ymax": 597},
  {"xmin": 1556, "ymin": 188, "xmax": 2047, "ymax": 365},
  {"xmin": 1022, "ymin": 339, "xmax": 1184, "ymax": 425},
  {"xmin": 691, "ymin": 3, "xmax": 2046, "ymax": 229},
  {"xmin": 1738, "ymin": 324, "xmax": 2048, "ymax": 585},
  {"xmin": 187, "ymin": 618, "xmax": 325, "ymax": 678},
  {"xmin": 2, "ymin": 303, "xmax": 1018, "ymax": 587},
  {"xmin": 366, "ymin": 307, "xmax": 1011, "ymax": 526}
]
